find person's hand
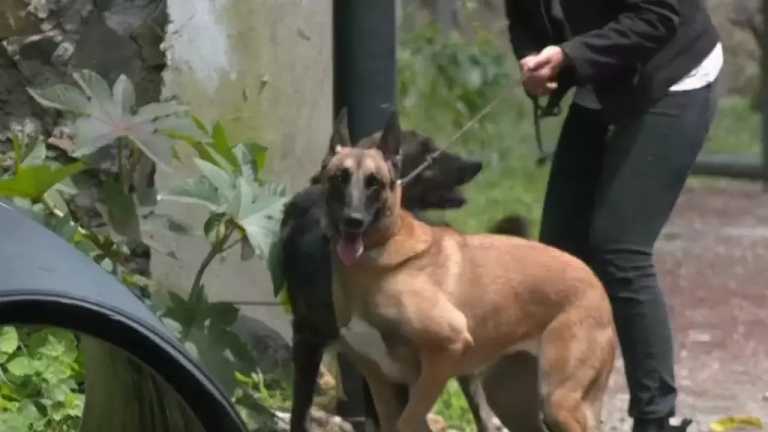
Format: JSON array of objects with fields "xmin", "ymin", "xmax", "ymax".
[{"xmin": 520, "ymin": 46, "xmax": 565, "ymax": 96}]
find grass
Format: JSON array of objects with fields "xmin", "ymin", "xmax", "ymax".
[
  {"xmin": 704, "ymin": 95, "xmax": 762, "ymax": 156},
  {"xmin": 432, "ymin": 379, "xmax": 478, "ymax": 430}
]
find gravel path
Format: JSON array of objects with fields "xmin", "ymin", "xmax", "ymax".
[{"xmin": 602, "ymin": 180, "xmax": 768, "ymax": 432}]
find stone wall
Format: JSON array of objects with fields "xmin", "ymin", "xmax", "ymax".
[{"xmin": 1, "ymin": 0, "xmax": 333, "ymax": 340}]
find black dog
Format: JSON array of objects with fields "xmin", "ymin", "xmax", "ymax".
[{"xmin": 280, "ymin": 126, "xmax": 483, "ymax": 431}]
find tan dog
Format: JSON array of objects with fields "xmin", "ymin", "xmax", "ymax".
[{"xmin": 321, "ymin": 112, "xmax": 616, "ymax": 432}]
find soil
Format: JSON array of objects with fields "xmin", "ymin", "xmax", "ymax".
[{"xmin": 602, "ymin": 179, "xmax": 768, "ymax": 431}]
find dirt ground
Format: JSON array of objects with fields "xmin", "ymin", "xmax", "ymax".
[{"xmin": 603, "ymin": 179, "xmax": 768, "ymax": 431}]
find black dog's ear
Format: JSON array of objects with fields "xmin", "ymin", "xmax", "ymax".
[
  {"xmin": 328, "ymin": 107, "xmax": 351, "ymax": 156},
  {"xmin": 379, "ymin": 111, "xmax": 402, "ymax": 163}
]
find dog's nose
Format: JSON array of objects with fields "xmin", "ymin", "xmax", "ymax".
[
  {"xmin": 463, "ymin": 160, "xmax": 483, "ymax": 182},
  {"xmin": 342, "ymin": 214, "xmax": 365, "ymax": 231}
]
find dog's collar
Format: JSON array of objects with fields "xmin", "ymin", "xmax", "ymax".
[{"xmin": 360, "ymin": 213, "xmax": 432, "ymax": 267}]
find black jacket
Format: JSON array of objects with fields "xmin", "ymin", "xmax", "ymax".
[{"xmin": 505, "ymin": 0, "xmax": 720, "ymax": 122}]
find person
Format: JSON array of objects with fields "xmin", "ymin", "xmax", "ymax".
[{"xmin": 503, "ymin": 1, "xmax": 722, "ymax": 431}]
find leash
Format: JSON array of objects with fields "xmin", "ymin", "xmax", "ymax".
[
  {"xmin": 398, "ymin": 92, "xmax": 505, "ymax": 186},
  {"xmin": 531, "ymin": 95, "xmax": 561, "ymax": 166},
  {"xmin": 399, "ymin": 89, "xmax": 561, "ymax": 185}
]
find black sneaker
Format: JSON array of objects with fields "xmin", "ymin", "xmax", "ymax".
[{"xmin": 632, "ymin": 417, "xmax": 694, "ymax": 432}]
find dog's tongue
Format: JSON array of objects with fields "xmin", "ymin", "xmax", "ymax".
[{"xmin": 337, "ymin": 234, "xmax": 364, "ymax": 266}]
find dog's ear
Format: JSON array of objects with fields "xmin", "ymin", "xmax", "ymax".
[
  {"xmin": 379, "ymin": 111, "xmax": 402, "ymax": 164},
  {"xmin": 312, "ymin": 108, "xmax": 350, "ymax": 184},
  {"xmin": 328, "ymin": 107, "xmax": 351, "ymax": 155}
]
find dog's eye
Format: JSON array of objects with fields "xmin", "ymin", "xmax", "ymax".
[
  {"xmin": 364, "ymin": 174, "xmax": 381, "ymax": 190},
  {"xmin": 332, "ymin": 169, "xmax": 351, "ymax": 185}
]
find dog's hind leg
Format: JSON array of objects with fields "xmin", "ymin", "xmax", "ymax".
[
  {"xmin": 365, "ymin": 370, "xmax": 408, "ymax": 432},
  {"xmin": 582, "ymin": 330, "xmax": 615, "ymax": 432},
  {"xmin": 290, "ymin": 334, "xmax": 325, "ymax": 432},
  {"xmin": 458, "ymin": 374, "xmax": 508, "ymax": 432},
  {"xmin": 539, "ymin": 314, "xmax": 614, "ymax": 432}
]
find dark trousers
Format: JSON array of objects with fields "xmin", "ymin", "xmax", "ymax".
[{"xmin": 539, "ymin": 84, "xmax": 717, "ymax": 419}]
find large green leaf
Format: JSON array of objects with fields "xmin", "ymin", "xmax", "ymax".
[
  {"xmin": 28, "ymin": 70, "xmax": 190, "ymax": 170},
  {"xmin": 161, "ymin": 176, "xmax": 222, "ymax": 210},
  {"xmin": 126, "ymin": 131, "xmax": 178, "ymax": 171},
  {"xmin": 30, "ymin": 329, "xmax": 79, "ymax": 363},
  {"xmin": 27, "ymin": 85, "xmax": 89, "ymax": 114},
  {"xmin": 9, "ymin": 134, "xmax": 46, "ymax": 170},
  {"xmin": 276, "ymin": 288, "xmax": 292, "ymax": 314},
  {"xmin": 69, "ymin": 116, "xmax": 118, "ymax": 156},
  {"xmin": 0, "ymin": 162, "xmax": 85, "ymax": 200},
  {"xmin": 211, "ymin": 121, "xmax": 240, "ymax": 173},
  {"xmin": 6, "ymin": 356, "xmax": 35, "ymax": 376},
  {"xmin": 233, "ymin": 142, "xmax": 267, "ymax": 183},
  {"xmin": 0, "ymin": 411, "xmax": 34, "ymax": 432},
  {"xmin": 238, "ymin": 183, "xmax": 287, "ymax": 259},
  {"xmin": 241, "ymin": 142, "xmax": 268, "ymax": 176},
  {"xmin": 268, "ymin": 237, "xmax": 285, "ymax": 297},
  {"xmin": 20, "ymin": 138, "xmax": 47, "ymax": 167},
  {"xmin": 161, "ymin": 131, "xmax": 287, "ymax": 265},
  {"xmin": 206, "ymin": 302, "xmax": 239, "ymax": 327},
  {"xmin": 74, "ymin": 70, "xmax": 111, "ymax": 101},
  {"xmin": 228, "ymin": 177, "xmax": 251, "ymax": 221},
  {"xmin": 194, "ymin": 158, "xmax": 235, "ymax": 199},
  {"xmin": 0, "ymin": 327, "xmax": 19, "ymax": 354},
  {"xmin": 134, "ymin": 101, "xmax": 188, "ymax": 122},
  {"xmin": 203, "ymin": 212, "xmax": 228, "ymax": 242}
]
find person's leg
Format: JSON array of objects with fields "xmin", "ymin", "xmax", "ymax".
[
  {"xmin": 539, "ymin": 104, "xmax": 609, "ymax": 254},
  {"xmin": 587, "ymin": 85, "xmax": 718, "ymax": 428}
]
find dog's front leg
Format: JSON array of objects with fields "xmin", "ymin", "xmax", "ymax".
[
  {"xmin": 397, "ymin": 352, "xmax": 452, "ymax": 432},
  {"xmin": 290, "ymin": 334, "xmax": 326, "ymax": 432}
]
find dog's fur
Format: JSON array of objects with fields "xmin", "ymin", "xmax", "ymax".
[
  {"xmin": 321, "ymin": 112, "xmax": 616, "ymax": 432},
  {"xmin": 280, "ymin": 119, "xmax": 494, "ymax": 431}
]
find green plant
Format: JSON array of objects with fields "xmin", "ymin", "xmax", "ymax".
[
  {"xmin": 0, "ymin": 327, "xmax": 84, "ymax": 432},
  {"xmin": 24, "ymin": 70, "xmax": 287, "ymax": 338},
  {"xmin": 27, "ymin": 70, "xmax": 185, "ymax": 170},
  {"xmin": 0, "ymin": 132, "xmax": 85, "ymax": 202},
  {"xmin": 0, "ymin": 70, "xmax": 290, "ymax": 429},
  {"xmin": 232, "ymin": 370, "xmax": 291, "ymax": 431},
  {"xmin": 156, "ymin": 117, "xmax": 288, "ymax": 427},
  {"xmin": 398, "ymin": 24, "xmax": 511, "ymax": 147},
  {"xmin": 26, "ymin": 70, "xmax": 191, "ymax": 244},
  {"xmin": 161, "ymin": 118, "xmax": 287, "ymax": 303}
]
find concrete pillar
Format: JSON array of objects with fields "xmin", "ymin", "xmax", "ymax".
[{"xmin": 152, "ymin": 0, "xmax": 334, "ymax": 339}]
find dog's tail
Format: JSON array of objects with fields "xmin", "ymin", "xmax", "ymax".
[{"xmin": 490, "ymin": 214, "xmax": 530, "ymax": 238}]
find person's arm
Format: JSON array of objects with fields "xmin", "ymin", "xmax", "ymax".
[
  {"xmin": 560, "ymin": 0, "xmax": 680, "ymax": 84},
  {"xmin": 504, "ymin": 0, "xmax": 543, "ymax": 61}
]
